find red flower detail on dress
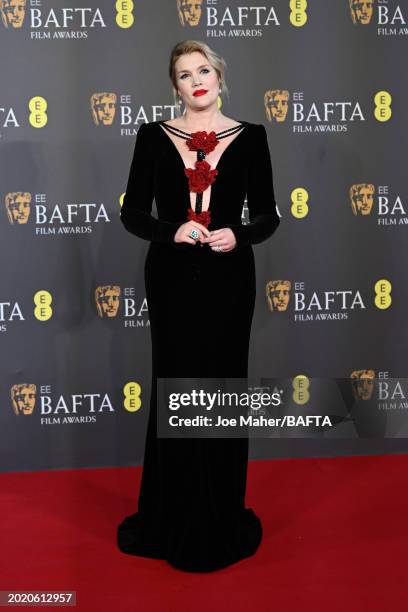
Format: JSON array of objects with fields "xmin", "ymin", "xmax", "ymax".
[
  {"xmin": 184, "ymin": 160, "xmax": 218, "ymax": 193},
  {"xmin": 187, "ymin": 207, "xmax": 211, "ymax": 228},
  {"xmin": 187, "ymin": 131, "xmax": 219, "ymax": 155}
]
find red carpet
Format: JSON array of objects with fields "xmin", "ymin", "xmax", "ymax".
[{"xmin": 1, "ymin": 453, "xmax": 407, "ymax": 611}]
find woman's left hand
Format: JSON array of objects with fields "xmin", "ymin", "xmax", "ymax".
[{"xmin": 201, "ymin": 228, "xmax": 237, "ymax": 252}]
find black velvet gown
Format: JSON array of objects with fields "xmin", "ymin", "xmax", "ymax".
[{"xmin": 117, "ymin": 119, "xmax": 280, "ymax": 572}]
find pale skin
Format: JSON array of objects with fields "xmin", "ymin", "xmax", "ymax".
[{"xmin": 169, "ymin": 51, "xmax": 239, "ymax": 252}]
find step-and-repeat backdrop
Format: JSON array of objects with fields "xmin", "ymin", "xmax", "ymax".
[{"xmin": 1, "ymin": 1, "xmax": 407, "ymax": 471}]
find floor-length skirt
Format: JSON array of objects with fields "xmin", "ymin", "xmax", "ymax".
[{"xmin": 117, "ymin": 242, "xmax": 262, "ymax": 572}]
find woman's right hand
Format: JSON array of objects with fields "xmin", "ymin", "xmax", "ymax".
[{"xmin": 174, "ymin": 221, "xmax": 211, "ymax": 245}]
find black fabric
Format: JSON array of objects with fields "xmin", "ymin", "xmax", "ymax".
[{"xmin": 117, "ymin": 120, "xmax": 280, "ymax": 572}]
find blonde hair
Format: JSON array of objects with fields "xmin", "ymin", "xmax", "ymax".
[{"xmin": 168, "ymin": 40, "xmax": 230, "ymax": 116}]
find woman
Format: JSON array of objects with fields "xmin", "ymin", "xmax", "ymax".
[{"xmin": 117, "ymin": 40, "xmax": 280, "ymax": 572}]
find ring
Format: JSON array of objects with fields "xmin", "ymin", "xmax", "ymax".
[
  {"xmin": 213, "ymin": 246, "xmax": 223, "ymax": 252},
  {"xmin": 189, "ymin": 229, "xmax": 200, "ymax": 240}
]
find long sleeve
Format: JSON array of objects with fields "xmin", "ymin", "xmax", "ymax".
[
  {"xmin": 225, "ymin": 124, "xmax": 280, "ymax": 250},
  {"xmin": 120, "ymin": 122, "xmax": 183, "ymax": 245}
]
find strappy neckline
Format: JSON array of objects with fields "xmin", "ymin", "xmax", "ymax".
[
  {"xmin": 157, "ymin": 120, "xmax": 248, "ymax": 173},
  {"xmin": 156, "ymin": 120, "xmax": 248, "ymax": 218},
  {"xmin": 160, "ymin": 120, "xmax": 246, "ymax": 140}
]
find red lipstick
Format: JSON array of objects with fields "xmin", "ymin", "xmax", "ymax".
[{"xmin": 193, "ymin": 89, "xmax": 208, "ymax": 97}]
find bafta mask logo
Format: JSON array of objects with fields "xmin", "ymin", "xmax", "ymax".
[
  {"xmin": 11, "ymin": 383, "xmax": 36, "ymax": 415},
  {"xmin": 350, "ymin": 183, "xmax": 375, "ymax": 216},
  {"xmin": 351, "ymin": 369, "xmax": 375, "ymax": 400},
  {"xmin": 90, "ymin": 93, "xmax": 117, "ymax": 126},
  {"xmin": 95, "ymin": 285, "xmax": 121, "ymax": 318},
  {"xmin": 0, "ymin": 0, "xmax": 26, "ymax": 29},
  {"xmin": 5, "ymin": 192, "xmax": 31, "ymax": 224},
  {"xmin": 264, "ymin": 90, "xmax": 289, "ymax": 123},
  {"xmin": 349, "ymin": 0, "xmax": 374, "ymax": 25},
  {"xmin": 177, "ymin": 0, "xmax": 202, "ymax": 27},
  {"xmin": 266, "ymin": 280, "xmax": 291, "ymax": 312}
]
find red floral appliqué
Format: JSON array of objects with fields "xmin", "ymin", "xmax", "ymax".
[
  {"xmin": 187, "ymin": 208, "xmax": 211, "ymax": 228},
  {"xmin": 183, "ymin": 130, "xmax": 221, "ymax": 229},
  {"xmin": 184, "ymin": 160, "xmax": 218, "ymax": 193},
  {"xmin": 187, "ymin": 131, "xmax": 219, "ymax": 155}
]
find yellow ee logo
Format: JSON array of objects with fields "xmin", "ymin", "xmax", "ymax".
[
  {"xmin": 374, "ymin": 279, "xmax": 392, "ymax": 309},
  {"xmin": 289, "ymin": 0, "xmax": 307, "ymax": 27},
  {"xmin": 116, "ymin": 0, "xmax": 134, "ymax": 28},
  {"xmin": 374, "ymin": 91, "xmax": 392, "ymax": 122},
  {"xmin": 29, "ymin": 97, "xmax": 48, "ymax": 128},
  {"xmin": 123, "ymin": 381, "xmax": 142, "ymax": 412},
  {"xmin": 293, "ymin": 374, "xmax": 310, "ymax": 405},
  {"xmin": 34, "ymin": 290, "xmax": 52, "ymax": 321},
  {"xmin": 291, "ymin": 187, "xmax": 309, "ymax": 218}
]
